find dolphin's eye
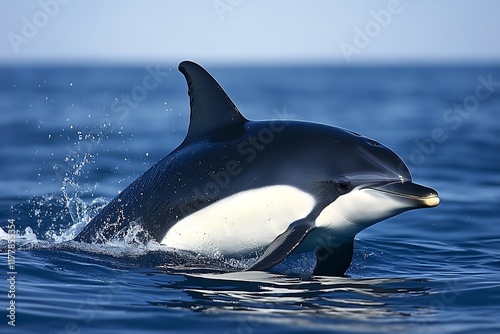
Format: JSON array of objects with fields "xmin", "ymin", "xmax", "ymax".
[{"xmin": 335, "ymin": 177, "xmax": 352, "ymax": 194}]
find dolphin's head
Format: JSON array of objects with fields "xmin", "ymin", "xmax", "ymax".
[{"xmin": 314, "ymin": 128, "xmax": 439, "ymax": 237}]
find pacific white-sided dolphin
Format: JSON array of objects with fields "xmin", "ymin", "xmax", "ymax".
[{"xmin": 75, "ymin": 61, "xmax": 440, "ymax": 276}]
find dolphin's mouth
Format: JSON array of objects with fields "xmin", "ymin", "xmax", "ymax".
[{"xmin": 365, "ymin": 182, "xmax": 440, "ymax": 208}]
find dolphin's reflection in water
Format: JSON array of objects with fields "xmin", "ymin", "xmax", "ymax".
[{"xmin": 150, "ymin": 270, "xmax": 429, "ymax": 329}]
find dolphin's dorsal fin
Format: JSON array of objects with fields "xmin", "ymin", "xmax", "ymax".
[{"xmin": 178, "ymin": 61, "xmax": 247, "ymax": 143}]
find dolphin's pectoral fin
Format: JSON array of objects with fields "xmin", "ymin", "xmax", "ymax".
[
  {"xmin": 246, "ymin": 218, "xmax": 315, "ymax": 272},
  {"xmin": 313, "ymin": 237, "xmax": 354, "ymax": 276}
]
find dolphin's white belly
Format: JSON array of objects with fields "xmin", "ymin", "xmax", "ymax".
[{"xmin": 161, "ymin": 185, "xmax": 316, "ymax": 257}]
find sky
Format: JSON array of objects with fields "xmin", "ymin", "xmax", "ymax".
[{"xmin": 1, "ymin": 0, "xmax": 499, "ymax": 66}]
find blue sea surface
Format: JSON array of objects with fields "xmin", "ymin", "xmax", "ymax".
[{"xmin": 0, "ymin": 64, "xmax": 499, "ymax": 334}]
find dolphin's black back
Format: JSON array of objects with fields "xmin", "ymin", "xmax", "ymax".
[
  {"xmin": 74, "ymin": 119, "xmax": 352, "ymax": 243},
  {"xmin": 74, "ymin": 61, "xmax": 411, "ymax": 244}
]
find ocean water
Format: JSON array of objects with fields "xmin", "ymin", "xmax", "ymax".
[{"xmin": 0, "ymin": 64, "xmax": 499, "ymax": 334}]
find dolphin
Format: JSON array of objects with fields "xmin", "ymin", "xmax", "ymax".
[{"xmin": 75, "ymin": 61, "xmax": 439, "ymax": 276}]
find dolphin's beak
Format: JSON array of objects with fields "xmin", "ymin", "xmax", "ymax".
[{"xmin": 367, "ymin": 182, "xmax": 440, "ymax": 208}]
